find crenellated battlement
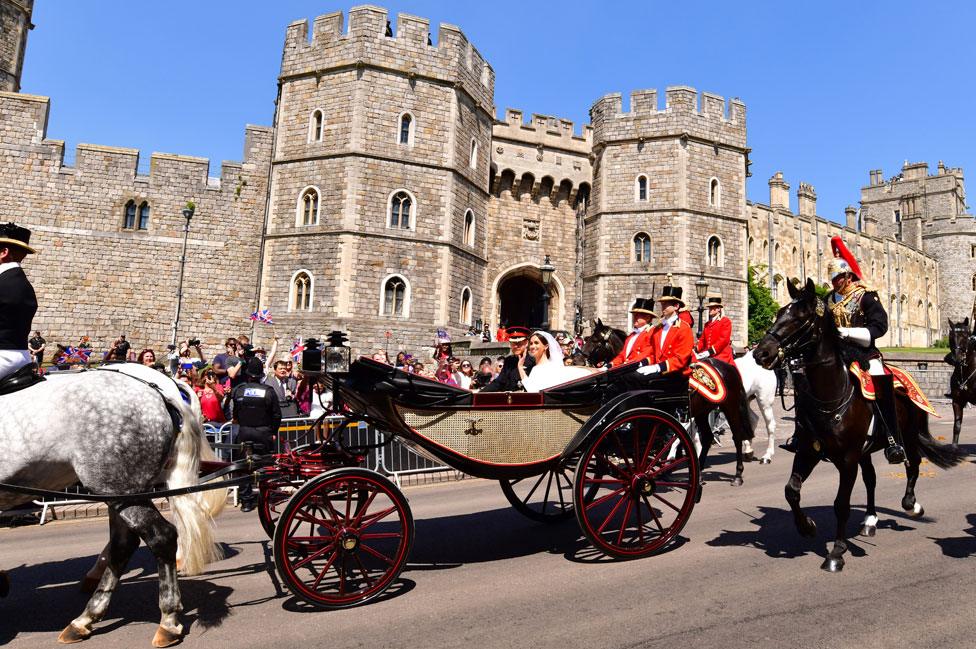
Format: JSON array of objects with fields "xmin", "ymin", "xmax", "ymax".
[
  {"xmin": 281, "ymin": 6, "xmax": 493, "ymax": 110},
  {"xmin": 492, "ymin": 108, "xmax": 592, "ymax": 152},
  {"xmin": 590, "ymin": 87, "xmax": 746, "ymax": 149}
]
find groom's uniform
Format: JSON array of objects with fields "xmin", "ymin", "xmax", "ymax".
[{"xmin": 481, "ymin": 326, "xmax": 535, "ymax": 392}]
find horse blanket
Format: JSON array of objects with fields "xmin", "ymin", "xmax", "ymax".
[
  {"xmin": 688, "ymin": 362, "xmax": 726, "ymax": 404},
  {"xmin": 848, "ymin": 362, "xmax": 939, "ymax": 417}
]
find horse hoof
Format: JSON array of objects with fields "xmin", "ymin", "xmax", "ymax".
[
  {"xmin": 759, "ymin": 457, "xmax": 771, "ymax": 465},
  {"xmin": 743, "ymin": 452, "xmax": 755, "ymax": 462},
  {"xmin": 58, "ymin": 624, "xmax": 91, "ymax": 644},
  {"xmin": 152, "ymin": 626, "xmax": 183, "ymax": 648},
  {"xmin": 907, "ymin": 505, "xmax": 925, "ymax": 519},
  {"xmin": 731, "ymin": 476, "xmax": 744, "ymax": 487},
  {"xmin": 858, "ymin": 525, "xmax": 876, "ymax": 537},
  {"xmin": 820, "ymin": 557, "xmax": 845, "ymax": 572}
]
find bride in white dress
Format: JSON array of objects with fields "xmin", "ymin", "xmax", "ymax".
[{"xmin": 519, "ymin": 331, "xmax": 596, "ymax": 392}]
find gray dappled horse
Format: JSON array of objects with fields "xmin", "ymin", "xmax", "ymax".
[{"xmin": 0, "ymin": 363, "xmax": 225, "ymax": 646}]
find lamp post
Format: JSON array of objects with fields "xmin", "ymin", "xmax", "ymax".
[
  {"xmin": 170, "ymin": 203, "xmax": 195, "ymax": 348},
  {"xmin": 694, "ymin": 272, "xmax": 709, "ymax": 337},
  {"xmin": 539, "ymin": 255, "xmax": 555, "ymax": 331}
]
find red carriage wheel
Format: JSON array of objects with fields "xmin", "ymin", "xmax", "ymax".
[
  {"xmin": 573, "ymin": 408, "xmax": 699, "ymax": 559},
  {"xmin": 257, "ymin": 477, "xmax": 301, "ymax": 539},
  {"xmin": 273, "ymin": 468, "xmax": 414, "ymax": 609}
]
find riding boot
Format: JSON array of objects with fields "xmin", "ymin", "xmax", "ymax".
[
  {"xmin": 873, "ymin": 374, "xmax": 906, "ymax": 464},
  {"xmin": 780, "ymin": 435, "xmax": 797, "ymax": 453}
]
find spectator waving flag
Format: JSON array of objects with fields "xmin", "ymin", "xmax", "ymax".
[
  {"xmin": 250, "ymin": 309, "xmax": 274, "ymax": 325},
  {"xmin": 290, "ymin": 339, "xmax": 305, "ymax": 362},
  {"xmin": 57, "ymin": 346, "xmax": 92, "ymax": 365}
]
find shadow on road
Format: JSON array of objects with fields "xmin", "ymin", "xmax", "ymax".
[{"xmin": 929, "ymin": 513, "xmax": 976, "ymax": 558}]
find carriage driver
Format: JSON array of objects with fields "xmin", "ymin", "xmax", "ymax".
[
  {"xmin": 827, "ymin": 236, "xmax": 905, "ymax": 464},
  {"xmin": 623, "ymin": 285, "xmax": 695, "ymax": 392},
  {"xmin": 607, "ymin": 298, "xmax": 657, "ymax": 368},
  {"xmin": 0, "ymin": 222, "xmax": 38, "ymax": 384},
  {"xmin": 694, "ymin": 294, "xmax": 733, "ymax": 363}
]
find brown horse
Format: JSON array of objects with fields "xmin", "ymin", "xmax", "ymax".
[
  {"xmin": 582, "ymin": 320, "xmax": 755, "ymax": 485},
  {"xmin": 753, "ymin": 279, "xmax": 966, "ymax": 571},
  {"xmin": 946, "ymin": 318, "xmax": 976, "ymax": 446}
]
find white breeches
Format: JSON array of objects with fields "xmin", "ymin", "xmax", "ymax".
[
  {"xmin": 0, "ymin": 349, "xmax": 32, "ymax": 380},
  {"xmin": 867, "ymin": 358, "xmax": 884, "ymax": 375}
]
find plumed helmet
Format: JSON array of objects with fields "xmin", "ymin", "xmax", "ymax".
[{"xmin": 827, "ymin": 258, "xmax": 854, "ymax": 281}]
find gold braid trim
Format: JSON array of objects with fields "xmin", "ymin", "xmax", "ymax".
[{"xmin": 830, "ymin": 281, "xmax": 873, "ymax": 328}]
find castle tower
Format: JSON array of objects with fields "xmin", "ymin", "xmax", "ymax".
[
  {"xmin": 0, "ymin": 0, "xmax": 32, "ymax": 92},
  {"xmin": 586, "ymin": 87, "xmax": 748, "ymax": 344},
  {"xmin": 259, "ymin": 7, "xmax": 495, "ymax": 354}
]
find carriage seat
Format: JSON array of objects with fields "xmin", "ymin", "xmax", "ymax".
[{"xmin": 0, "ymin": 364, "xmax": 45, "ymax": 396}]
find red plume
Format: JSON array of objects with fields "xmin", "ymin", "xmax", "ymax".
[{"xmin": 830, "ymin": 236, "xmax": 863, "ymax": 280}]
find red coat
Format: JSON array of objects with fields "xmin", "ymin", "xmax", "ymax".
[
  {"xmin": 610, "ymin": 327, "xmax": 654, "ymax": 367},
  {"xmin": 696, "ymin": 316, "xmax": 733, "ymax": 363},
  {"xmin": 678, "ymin": 309, "xmax": 694, "ymax": 330},
  {"xmin": 650, "ymin": 318, "xmax": 694, "ymax": 377}
]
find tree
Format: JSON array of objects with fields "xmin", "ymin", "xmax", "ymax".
[{"xmin": 748, "ymin": 264, "xmax": 780, "ymax": 345}]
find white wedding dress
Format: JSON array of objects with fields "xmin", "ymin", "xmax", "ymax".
[{"xmin": 521, "ymin": 331, "xmax": 594, "ymax": 392}]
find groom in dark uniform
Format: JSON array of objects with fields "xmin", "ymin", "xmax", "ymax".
[
  {"xmin": 480, "ymin": 326, "xmax": 534, "ymax": 392},
  {"xmin": 0, "ymin": 222, "xmax": 38, "ymax": 386}
]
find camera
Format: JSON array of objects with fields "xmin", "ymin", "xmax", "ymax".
[
  {"xmin": 166, "ymin": 344, "xmax": 177, "ymax": 351},
  {"xmin": 187, "ymin": 338, "xmax": 201, "ymax": 347},
  {"xmin": 239, "ymin": 343, "xmax": 255, "ymax": 360}
]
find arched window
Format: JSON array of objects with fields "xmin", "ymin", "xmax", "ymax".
[
  {"xmin": 298, "ymin": 187, "xmax": 320, "ymax": 226},
  {"xmin": 469, "ymin": 139, "xmax": 478, "ymax": 169},
  {"xmin": 633, "ymin": 232, "xmax": 651, "ymax": 262},
  {"xmin": 123, "ymin": 200, "xmax": 136, "ymax": 229},
  {"xmin": 709, "ymin": 178, "xmax": 720, "ymax": 207},
  {"xmin": 398, "ymin": 112, "xmax": 414, "ymax": 146},
  {"xmin": 388, "ymin": 190, "xmax": 415, "ymax": 230},
  {"xmin": 289, "ymin": 270, "xmax": 313, "ymax": 311},
  {"xmin": 463, "ymin": 209, "xmax": 475, "ymax": 246},
  {"xmin": 971, "ymin": 273, "xmax": 976, "ymax": 292},
  {"xmin": 309, "ymin": 109, "xmax": 324, "ymax": 143},
  {"xmin": 459, "ymin": 287, "xmax": 472, "ymax": 325},
  {"xmin": 707, "ymin": 236, "xmax": 723, "ymax": 267},
  {"xmin": 791, "ymin": 246, "xmax": 798, "ymax": 266},
  {"xmin": 137, "ymin": 201, "xmax": 150, "ymax": 230},
  {"xmin": 748, "ymin": 236, "xmax": 754, "ymax": 258},
  {"xmin": 635, "ymin": 175, "xmax": 648, "ymax": 202},
  {"xmin": 381, "ymin": 275, "xmax": 409, "ymax": 317}
]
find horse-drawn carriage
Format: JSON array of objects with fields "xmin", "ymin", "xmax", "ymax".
[{"xmin": 257, "ymin": 357, "xmax": 700, "ymax": 609}]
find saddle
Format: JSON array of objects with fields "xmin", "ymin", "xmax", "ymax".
[
  {"xmin": 688, "ymin": 362, "xmax": 726, "ymax": 403},
  {"xmin": 848, "ymin": 362, "xmax": 938, "ymax": 417},
  {"xmin": 0, "ymin": 363, "xmax": 45, "ymax": 396}
]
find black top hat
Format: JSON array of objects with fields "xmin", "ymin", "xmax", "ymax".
[
  {"xmin": 657, "ymin": 285, "xmax": 684, "ymax": 307},
  {"xmin": 705, "ymin": 294, "xmax": 723, "ymax": 308},
  {"xmin": 505, "ymin": 326, "xmax": 531, "ymax": 342},
  {"xmin": 629, "ymin": 298, "xmax": 658, "ymax": 318},
  {"xmin": 0, "ymin": 222, "xmax": 36, "ymax": 254}
]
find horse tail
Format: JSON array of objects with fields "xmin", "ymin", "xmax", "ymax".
[
  {"xmin": 915, "ymin": 413, "xmax": 968, "ymax": 469},
  {"xmin": 166, "ymin": 384, "xmax": 224, "ymax": 575}
]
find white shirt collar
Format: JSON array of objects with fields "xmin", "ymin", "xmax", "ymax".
[
  {"xmin": 663, "ymin": 314, "xmax": 679, "ymax": 326},
  {"xmin": 0, "ymin": 261, "xmax": 21, "ymax": 276}
]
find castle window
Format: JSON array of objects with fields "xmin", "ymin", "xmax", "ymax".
[
  {"xmin": 459, "ymin": 286, "xmax": 472, "ymax": 325},
  {"xmin": 469, "ymin": 139, "xmax": 478, "ymax": 169},
  {"xmin": 748, "ymin": 236, "xmax": 754, "ymax": 258},
  {"xmin": 289, "ymin": 270, "xmax": 313, "ymax": 311},
  {"xmin": 463, "ymin": 209, "xmax": 475, "ymax": 246},
  {"xmin": 398, "ymin": 112, "xmax": 414, "ymax": 146},
  {"xmin": 388, "ymin": 190, "xmax": 415, "ymax": 230},
  {"xmin": 138, "ymin": 202, "xmax": 150, "ymax": 230},
  {"xmin": 297, "ymin": 187, "xmax": 320, "ymax": 226},
  {"xmin": 709, "ymin": 178, "xmax": 721, "ymax": 208},
  {"xmin": 972, "ymin": 273, "xmax": 976, "ymax": 292},
  {"xmin": 380, "ymin": 274, "xmax": 410, "ymax": 317},
  {"xmin": 633, "ymin": 232, "xmax": 651, "ymax": 262},
  {"xmin": 309, "ymin": 110, "xmax": 324, "ymax": 143},
  {"xmin": 970, "ymin": 244, "xmax": 975, "ymax": 258},
  {"xmin": 123, "ymin": 200, "xmax": 136, "ymax": 229},
  {"xmin": 635, "ymin": 175, "xmax": 648, "ymax": 202},
  {"xmin": 894, "ymin": 209, "xmax": 901, "ymax": 223},
  {"xmin": 706, "ymin": 235, "xmax": 723, "ymax": 267}
]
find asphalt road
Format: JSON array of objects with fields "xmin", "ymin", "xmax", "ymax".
[{"xmin": 3, "ymin": 403, "xmax": 976, "ymax": 649}]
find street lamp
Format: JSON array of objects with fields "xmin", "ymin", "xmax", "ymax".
[
  {"xmin": 694, "ymin": 272, "xmax": 709, "ymax": 337},
  {"xmin": 170, "ymin": 202, "xmax": 195, "ymax": 348},
  {"xmin": 540, "ymin": 255, "xmax": 556, "ymax": 331}
]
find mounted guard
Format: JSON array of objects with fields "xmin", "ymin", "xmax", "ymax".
[{"xmin": 0, "ymin": 222, "xmax": 40, "ymax": 392}]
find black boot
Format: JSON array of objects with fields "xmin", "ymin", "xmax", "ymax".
[
  {"xmin": 780, "ymin": 436, "xmax": 797, "ymax": 453},
  {"xmin": 873, "ymin": 374, "xmax": 906, "ymax": 464}
]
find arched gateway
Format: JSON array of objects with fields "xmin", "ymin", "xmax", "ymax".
[{"xmin": 491, "ymin": 263, "xmax": 564, "ymax": 331}]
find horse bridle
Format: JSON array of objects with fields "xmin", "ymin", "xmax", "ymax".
[{"xmin": 768, "ymin": 316, "xmax": 820, "ymax": 365}]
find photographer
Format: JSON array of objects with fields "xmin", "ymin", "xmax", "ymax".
[
  {"xmin": 106, "ymin": 334, "xmax": 130, "ymax": 362},
  {"xmin": 176, "ymin": 339, "xmax": 206, "ymax": 373},
  {"xmin": 212, "ymin": 337, "xmax": 243, "ymax": 386}
]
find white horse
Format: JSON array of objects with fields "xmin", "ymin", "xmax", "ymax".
[
  {"xmin": 0, "ymin": 363, "xmax": 225, "ymax": 647},
  {"xmin": 735, "ymin": 350, "xmax": 780, "ymax": 464}
]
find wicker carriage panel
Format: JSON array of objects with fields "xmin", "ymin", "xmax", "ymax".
[{"xmin": 395, "ymin": 406, "xmax": 597, "ymax": 465}]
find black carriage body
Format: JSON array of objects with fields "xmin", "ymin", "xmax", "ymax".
[{"xmin": 336, "ymin": 358, "xmax": 688, "ymax": 480}]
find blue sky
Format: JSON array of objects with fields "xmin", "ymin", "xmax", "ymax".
[{"xmin": 22, "ymin": 1, "xmax": 975, "ymax": 222}]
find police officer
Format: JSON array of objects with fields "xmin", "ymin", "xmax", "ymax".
[
  {"xmin": 0, "ymin": 222, "xmax": 38, "ymax": 385},
  {"xmin": 231, "ymin": 357, "xmax": 282, "ymax": 511}
]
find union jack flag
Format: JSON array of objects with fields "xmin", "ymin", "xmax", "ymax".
[
  {"xmin": 290, "ymin": 339, "xmax": 305, "ymax": 361},
  {"xmin": 57, "ymin": 346, "xmax": 92, "ymax": 364},
  {"xmin": 249, "ymin": 309, "xmax": 274, "ymax": 325}
]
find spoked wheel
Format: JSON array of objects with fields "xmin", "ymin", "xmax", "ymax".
[
  {"xmin": 574, "ymin": 408, "xmax": 699, "ymax": 559},
  {"xmin": 500, "ymin": 452, "xmax": 600, "ymax": 523},
  {"xmin": 258, "ymin": 477, "xmax": 301, "ymax": 539},
  {"xmin": 273, "ymin": 468, "xmax": 414, "ymax": 609}
]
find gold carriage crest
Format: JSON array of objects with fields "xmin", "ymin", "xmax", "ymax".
[{"xmin": 690, "ymin": 365, "xmax": 717, "ymax": 392}]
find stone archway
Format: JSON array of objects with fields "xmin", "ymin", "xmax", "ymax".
[{"xmin": 491, "ymin": 263, "xmax": 564, "ymax": 330}]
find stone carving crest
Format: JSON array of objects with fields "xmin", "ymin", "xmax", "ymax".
[{"xmin": 523, "ymin": 218, "xmax": 540, "ymax": 241}]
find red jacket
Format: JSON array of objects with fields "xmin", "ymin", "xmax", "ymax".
[
  {"xmin": 610, "ymin": 326, "xmax": 654, "ymax": 367},
  {"xmin": 679, "ymin": 309, "xmax": 694, "ymax": 331},
  {"xmin": 696, "ymin": 316, "xmax": 733, "ymax": 363},
  {"xmin": 650, "ymin": 317, "xmax": 694, "ymax": 377}
]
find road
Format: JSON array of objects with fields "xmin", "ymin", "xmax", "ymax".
[{"xmin": 2, "ymin": 403, "xmax": 975, "ymax": 649}]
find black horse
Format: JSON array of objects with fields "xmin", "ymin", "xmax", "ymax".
[
  {"xmin": 753, "ymin": 279, "xmax": 966, "ymax": 571},
  {"xmin": 946, "ymin": 318, "xmax": 976, "ymax": 446},
  {"xmin": 581, "ymin": 319, "xmax": 755, "ymax": 486}
]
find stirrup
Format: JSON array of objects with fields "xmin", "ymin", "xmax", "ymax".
[{"xmin": 884, "ymin": 444, "xmax": 906, "ymax": 465}]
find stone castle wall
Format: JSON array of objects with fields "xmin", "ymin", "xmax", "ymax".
[{"xmin": 0, "ymin": 0, "xmax": 30, "ymax": 92}]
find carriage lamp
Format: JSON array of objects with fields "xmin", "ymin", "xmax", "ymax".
[
  {"xmin": 302, "ymin": 337, "xmax": 322, "ymax": 373},
  {"xmin": 695, "ymin": 272, "xmax": 709, "ymax": 337},
  {"xmin": 540, "ymin": 255, "xmax": 556, "ymax": 330},
  {"xmin": 325, "ymin": 330, "xmax": 351, "ymax": 374}
]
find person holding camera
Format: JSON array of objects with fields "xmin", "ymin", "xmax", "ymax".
[
  {"xmin": 231, "ymin": 357, "xmax": 282, "ymax": 511},
  {"xmin": 106, "ymin": 334, "xmax": 130, "ymax": 362}
]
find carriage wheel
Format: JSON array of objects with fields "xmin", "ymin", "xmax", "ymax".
[
  {"xmin": 574, "ymin": 408, "xmax": 699, "ymax": 559},
  {"xmin": 499, "ymin": 453, "xmax": 600, "ymax": 523},
  {"xmin": 258, "ymin": 477, "xmax": 301, "ymax": 539},
  {"xmin": 273, "ymin": 468, "xmax": 414, "ymax": 609}
]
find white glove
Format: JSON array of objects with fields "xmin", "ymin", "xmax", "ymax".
[
  {"xmin": 837, "ymin": 327, "xmax": 872, "ymax": 347},
  {"xmin": 695, "ymin": 350, "xmax": 710, "ymax": 361},
  {"xmin": 637, "ymin": 363, "xmax": 661, "ymax": 376}
]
